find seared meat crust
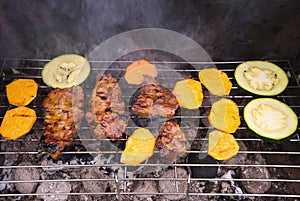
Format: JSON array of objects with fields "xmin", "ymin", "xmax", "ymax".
[
  {"xmin": 42, "ymin": 86, "xmax": 84, "ymax": 159},
  {"xmin": 156, "ymin": 121, "xmax": 187, "ymax": 161},
  {"xmin": 86, "ymin": 74, "xmax": 126, "ymax": 139},
  {"xmin": 131, "ymin": 84, "xmax": 179, "ymax": 119}
]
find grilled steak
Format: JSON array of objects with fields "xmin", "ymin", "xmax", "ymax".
[
  {"xmin": 131, "ymin": 84, "xmax": 179, "ymax": 119},
  {"xmin": 156, "ymin": 121, "xmax": 187, "ymax": 161},
  {"xmin": 42, "ymin": 86, "xmax": 84, "ymax": 159},
  {"xmin": 86, "ymin": 74, "xmax": 127, "ymax": 139}
]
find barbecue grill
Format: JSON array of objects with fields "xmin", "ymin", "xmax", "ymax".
[
  {"xmin": 0, "ymin": 57, "xmax": 299, "ymax": 200},
  {"xmin": 1, "ymin": 1, "xmax": 300, "ymax": 200}
]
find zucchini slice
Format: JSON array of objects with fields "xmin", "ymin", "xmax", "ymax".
[
  {"xmin": 235, "ymin": 61, "xmax": 288, "ymax": 96},
  {"xmin": 244, "ymin": 98, "xmax": 298, "ymax": 141},
  {"xmin": 42, "ymin": 54, "xmax": 90, "ymax": 88}
]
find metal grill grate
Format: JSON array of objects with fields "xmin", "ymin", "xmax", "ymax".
[{"xmin": 0, "ymin": 58, "xmax": 299, "ymax": 200}]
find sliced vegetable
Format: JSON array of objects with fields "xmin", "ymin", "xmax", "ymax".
[
  {"xmin": 125, "ymin": 60, "xmax": 157, "ymax": 85},
  {"xmin": 0, "ymin": 106, "xmax": 37, "ymax": 140},
  {"xmin": 208, "ymin": 98, "xmax": 240, "ymax": 133},
  {"xmin": 244, "ymin": 98, "xmax": 298, "ymax": 141},
  {"xmin": 120, "ymin": 128, "xmax": 155, "ymax": 166},
  {"xmin": 6, "ymin": 79, "xmax": 38, "ymax": 106},
  {"xmin": 198, "ymin": 68, "xmax": 232, "ymax": 96},
  {"xmin": 208, "ymin": 130, "xmax": 239, "ymax": 160},
  {"xmin": 173, "ymin": 79, "xmax": 203, "ymax": 109},
  {"xmin": 234, "ymin": 61, "xmax": 288, "ymax": 96},
  {"xmin": 42, "ymin": 54, "xmax": 90, "ymax": 88}
]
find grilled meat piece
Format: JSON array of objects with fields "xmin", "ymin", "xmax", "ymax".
[
  {"xmin": 86, "ymin": 74, "xmax": 126, "ymax": 139},
  {"xmin": 156, "ymin": 121, "xmax": 187, "ymax": 161},
  {"xmin": 42, "ymin": 86, "xmax": 84, "ymax": 159},
  {"xmin": 131, "ymin": 84, "xmax": 179, "ymax": 119}
]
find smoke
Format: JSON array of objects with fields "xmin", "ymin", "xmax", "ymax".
[{"xmin": 77, "ymin": 28, "xmax": 216, "ymax": 173}]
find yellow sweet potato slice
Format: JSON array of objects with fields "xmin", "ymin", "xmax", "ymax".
[
  {"xmin": 173, "ymin": 79, "xmax": 203, "ymax": 109},
  {"xmin": 208, "ymin": 130, "xmax": 239, "ymax": 160},
  {"xmin": 208, "ymin": 98, "xmax": 240, "ymax": 133},
  {"xmin": 198, "ymin": 68, "xmax": 232, "ymax": 96},
  {"xmin": 6, "ymin": 79, "xmax": 38, "ymax": 106},
  {"xmin": 0, "ymin": 106, "xmax": 37, "ymax": 140},
  {"xmin": 125, "ymin": 60, "xmax": 157, "ymax": 85},
  {"xmin": 120, "ymin": 128, "xmax": 155, "ymax": 166}
]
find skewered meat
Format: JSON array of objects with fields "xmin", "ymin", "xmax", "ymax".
[
  {"xmin": 131, "ymin": 84, "xmax": 179, "ymax": 119},
  {"xmin": 156, "ymin": 121, "xmax": 187, "ymax": 161},
  {"xmin": 42, "ymin": 86, "xmax": 84, "ymax": 159},
  {"xmin": 85, "ymin": 74, "xmax": 127, "ymax": 139}
]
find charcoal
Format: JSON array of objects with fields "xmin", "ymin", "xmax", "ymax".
[
  {"xmin": 158, "ymin": 168, "xmax": 188, "ymax": 200},
  {"xmin": 203, "ymin": 180, "xmax": 219, "ymax": 193},
  {"xmin": 134, "ymin": 180, "xmax": 158, "ymax": 200},
  {"xmin": 0, "ymin": 183, "xmax": 5, "ymax": 192},
  {"xmin": 0, "ymin": 155, "xmax": 5, "ymax": 191},
  {"xmin": 189, "ymin": 181, "xmax": 208, "ymax": 201},
  {"xmin": 36, "ymin": 181, "xmax": 71, "ymax": 201},
  {"xmin": 12, "ymin": 162, "xmax": 40, "ymax": 194},
  {"xmin": 80, "ymin": 167, "xmax": 116, "ymax": 198},
  {"xmin": 187, "ymin": 154, "xmax": 218, "ymax": 178},
  {"xmin": 0, "ymin": 168, "xmax": 11, "ymax": 192},
  {"xmin": 40, "ymin": 158, "xmax": 64, "ymax": 173},
  {"xmin": 240, "ymin": 155, "xmax": 272, "ymax": 194},
  {"xmin": 0, "ymin": 153, "xmax": 4, "ymax": 175},
  {"xmin": 220, "ymin": 181, "xmax": 233, "ymax": 193},
  {"xmin": 241, "ymin": 165, "xmax": 271, "ymax": 194},
  {"xmin": 220, "ymin": 170, "xmax": 243, "ymax": 199}
]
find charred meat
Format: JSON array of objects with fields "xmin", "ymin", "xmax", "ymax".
[
  {"xmin": 131, "ymin": 84, "xmax": 179, "ymax": 119},
  {"xmin": 42, "ymin": 86, "xmax": 84, "ymax": 159},
  {"xmin": 156, "ymin": 121, "xmax": 187, "ymax": 161},
  {"xmin": 86, "ymin": 74, "xmax": 127, "ymax": 139}
]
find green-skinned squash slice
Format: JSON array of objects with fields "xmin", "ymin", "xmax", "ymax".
[
  {"xmin": 235, "ymin": 61, "xmax": 288, "ymax": 96},
  {"xmin": 42, "ymin": 54, "xmax": 90, "ymax": 88},
  {"xmin": 244, "ymin": 98, "xmax": 298, "ymax": 142}
]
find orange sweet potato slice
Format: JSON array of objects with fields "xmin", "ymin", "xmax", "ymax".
[
  {"xmin": 125, "ymin": 60, "xmax": 157, "ymax": 85},
  {"xmin": 120, "ymin": 128, "xmax": 155, "ymax": 166},
  {"xmin": 208, "ymin": 98, "xmax": 240, "ymax": 133},
  {"xmin": 6, "ymin": 79, "xmax": 38, "ymax": 106},
  {"xmin": 198, "ymin": 68, "xmax": 232, "ymax": 96},
  {"xmin": 208, "ymin": 130, "xmax": 239, "ymax": 160},
  {"xmin": 173, "ymin": 79, "xmax": 203, "ymax": 109},
  {"xmin": 0, "ymin": 106, "xmax": 37, "ymax": 140}
]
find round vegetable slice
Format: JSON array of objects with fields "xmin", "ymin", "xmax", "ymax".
[
  {"xmin": 208, "ymin": 130, "xmax": 239, "ymax": 160},
  {"xmin": 208, "ymin": 98, "xmax": 240, "ymax": 133},
  {"xmin": 42, "ymin": 54, "xmax": 90, "ymax": 88},
  {"xmin": 0, "ymin": 106, "xmax": 37, "ymax": 140},
  {"xmin": 6, "ymin": 79, "xmax": 38, "ymax": 106},
  {"xmin": 173, "ymin": 78, "xmax": 203, "ymax": 109},
  {"xmin": 125, "ymin": 60, "xmax": 157, "ymax": 85},
  {"xmin": 198, "ymin": 68, "xmax": 232, "ymax": 96},
  {"xmin": 244, "ymin": 98, "xmax": 298, "ymax": 141},
  {"xmin": 235, "ymin": 61, "xmax": 288, "ymax": 96},
  {"xmin": 120, "ymin": 128, "xmax": 156, "ymax": 166}
]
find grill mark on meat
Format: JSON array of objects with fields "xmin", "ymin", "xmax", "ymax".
[
  {"xmin": 41, "ymin": 86, "xmax": 84, "ymax": 159},
  {"xmin": 156, "ymin": 121, "xmax": 187, "ymax": 162},
  {"xmin": 131, "ymin": 84, "xmax": 179, "ymax": 119},
  {"xmin": 86, "ymin": 74, "xmax": 127, "ymax": 139}
]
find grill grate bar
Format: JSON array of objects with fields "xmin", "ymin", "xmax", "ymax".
[
  {"xmin": 0, "ymin": 192, "xmax": 299, "ymax": 198},
  {"xmin": 1, "ymin": 138, "xmax": 300, "ymax": 142},
  {"xmin": 1, "ymin": 164, "xmax": 300, "ymax": 169},
  {"xmin": 1, "ymin": 150, "xmax": 300, "ymax": 155},
  {"xmin": 1, "ymin": 178, "xmax": 299, "ymax": 184}
]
